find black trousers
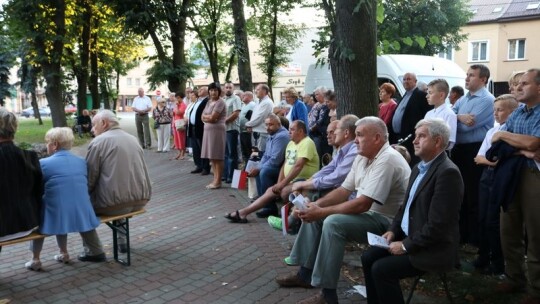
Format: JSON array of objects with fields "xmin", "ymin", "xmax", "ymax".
[
  {"xmin": 361, "ymin": 247, "xmax": 423, "ymax": 304},
  {"xmin": 452, "ymin": 142, "xmax": 483, "ymax": 245},
  {"xmin": 190, "ymin": 136, "xmax": 209, "ymax": 172}
]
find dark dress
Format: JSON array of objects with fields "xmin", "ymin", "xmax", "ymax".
[{"xmin": 0, "ymin": 141, "xmax": 43, "ymax": 237}]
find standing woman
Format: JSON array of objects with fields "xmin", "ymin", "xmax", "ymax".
[
  {"xmin": 0, "ymin": 109, "xmax": 42, "ymax": 243},
  {"xmin": 172, "ymin": 93, "xmax": 187, "ymax": 159},
  {"xmin": 25, "ymin": 127, "xmax": 100, "ymax": 270},
  {"xmin": 153, "ymin": 99, "xmax": 173, "ymax": 153},
  {"xmin": 201, "ymin": 82, "xmax": 227, "ymax": 189}
]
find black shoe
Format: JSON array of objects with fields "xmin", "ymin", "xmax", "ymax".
[
  {"xmin": 77, "ymin": 253, "xmax": 106, "ymax": 262},
  {"xmin": 191, "ymin": 168, "xmax": 203, "ymax": 174},
  {"xmin": 119, "ymin": 244, "xmax": 127, "ymax": 254},
  {"xmin": 224, "ymin": 179, "xmax": 232, "ymax": 184},
  {"xmin": 256, "ymin": 208, "xmax": 278, "ymax": 218},
  {"xmin": 201, "ymin": 170, "xmax": 210, "ymax": 176}
]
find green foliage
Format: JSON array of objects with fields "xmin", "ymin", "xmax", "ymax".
[
  {"xmin": 378, "ymin": 0, "xmax": 472, "ymax": 55},
  {"xmin": 248, "ymin": 0, "xmax": 303, "ymax": 86},
  {"xmin": 145, "ymin": 58, "xmax": 194, "ymax": 90},
  {"xmin": 0, "ymin": 16, "xmax": 18, "ymax": 105}
]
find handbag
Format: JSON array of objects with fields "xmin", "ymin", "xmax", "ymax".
[
  {"xmin": 153, "ymin": 120, "xmax": 160, "ymax": 129},
  {"xmin": 174, "ymin": 119, "xmax": 185, "ymax": 131}
]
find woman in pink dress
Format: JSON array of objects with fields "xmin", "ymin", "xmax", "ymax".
[
  {"xmin": 172, "ymin": 93, "xmax": 187, "ymax": 160},
  {"xmin": 378, "ymin": 83, "xmax": 398, "ymax": 126}
]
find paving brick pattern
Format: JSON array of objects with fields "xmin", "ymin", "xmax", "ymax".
[{"xmin": 0, "ymin": 113, "xmax": 365, "ymax": 304}]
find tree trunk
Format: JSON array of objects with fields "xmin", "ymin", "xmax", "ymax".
[
  {"xmin": 89, "ymin": 18, "xmax": 99, "ymax": 109},
  {"xmin": 231, "ymin": 0, "xmax": 253, "ymax": 91},
  {"xmin": 266, "ymin": 3, "xmax": 279, "ymax": 99},
  {"xmin": 225, "ymin": 52, "xmax": 235, "ymax": 83},
  {"xmin": 77, "ymin": 0, "xmax": 91, "ymax": 113},
  {"xmin": 163, "ymin": 0, "xmax": 190, "ymax": 93},
  {"xmin": 31, "ymin": 91, "xmax": 42, "ymax": 125},
  {"xmin": 330, "ymin": 0, "xmax": 378, "ymax": 118}
]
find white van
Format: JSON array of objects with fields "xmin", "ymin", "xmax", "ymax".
[{"xmin": 304, "ymin": 55, "xmax": 466, "ymax": 100}]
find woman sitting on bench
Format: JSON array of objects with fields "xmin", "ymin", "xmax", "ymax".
[
  {"xmin": 0, "ymin": 109, "xmax": 43, "ymax": 247},
  {"xmin": 25, "ymin": 127, "xmax": 100, "ymax": 271}
]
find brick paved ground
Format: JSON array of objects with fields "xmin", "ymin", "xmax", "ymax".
[{"xmin": 0, "ymin": 113, "xmax": 367, "ymax": 304}]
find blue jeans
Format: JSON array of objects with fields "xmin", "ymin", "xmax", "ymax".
[
  {"xmin": 224, "ymin": 130, "xmax": 239, "ymax": 181},
  {"xmin": 256, "ymin": 165, "xmax": 280, "ymax": 198}
]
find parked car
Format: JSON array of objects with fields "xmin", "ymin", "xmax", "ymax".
[
  {"xmin": 21, "ymin": 107, "xmax": 51, "ymax": 118},
  {"xmin": 65, "ymin": 104, "xmax": 77, "ymax": 114}
]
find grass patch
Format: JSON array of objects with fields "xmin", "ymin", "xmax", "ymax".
[{"xmin": 14, "ymin": 117, "xmax": 91, "ymax": 147}]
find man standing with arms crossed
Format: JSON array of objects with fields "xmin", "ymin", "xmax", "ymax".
[
  {"xmin": 132, "ymin": 88, "xmax": 153, "ymax": 149},
  {"xmin": 223, "ymin": 82, "xmax": 242, "ymax": 183},
  {"xmin": 492, "ymin": 69, "xmax": 540, "ymax": 304},
  {"xmin": 452, "ymin": 64, "xmax": 494, "ymax": 246}
]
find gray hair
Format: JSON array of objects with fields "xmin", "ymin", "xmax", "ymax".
[
  {"xmin": 527, "ymin": 68, "xmax": 540, "ymax": 85},
  {"xmin": 355, "ymin": 116, "xmax": 388, "ymax": 142},
  {"xmin": 314, "ymin": 86, "xmax": 328, "ymax": 95},
  {"xmin": 45, "ymin": 127, "xmax": 74, "ymax": 150},
  {"xmin": 339, "ymin": 114, "xmax": 360, "ymax": 134},
  {"xmin": 415, "ymin": 118, "xmax": 450, "ymax": 148},
  {"xmin": 95, "ymin": 109, "xmax": 119, "ymax": 127},
  {"xmin": 0, "ymin": 108, "xmax": 18, "ymax": 139}
]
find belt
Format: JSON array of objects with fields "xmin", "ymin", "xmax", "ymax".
[{"xmin": 136, "ymin": 113, "xmax": 148, "ymax": 116}]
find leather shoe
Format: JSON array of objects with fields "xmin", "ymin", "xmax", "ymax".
[
  {"xmin": 77, "ymin": 253, "xmax": 106, "ymax": 262},
  {"xmin": 201, "ymin": 170, "xmax": 210, "ymax": 176},
  {"xmin": 297, "ymin": 292, "xmax": 327, "ymax": 304},
  {"xmin": 190, "ymin": 168, "xmax": 203, "ymax": 174},
  {"xmin": 256, "ymin": 208, "xmax": 278, "ymax": 218},
  {"xmin": 275, "ymin": 272, "xmax": 312, "ymax": 288}
]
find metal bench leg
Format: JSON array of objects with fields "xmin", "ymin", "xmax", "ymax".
[
  {"xmin": 406, "ymin": 275, "xmax": 422, "ymax": 304},
  {"xmin": 439, "ymin": 273, "xmax": 453, "ymax": 304},
  {"xmin": 106, "ymin": 218, "xmax": 131, "ymax": 266}
]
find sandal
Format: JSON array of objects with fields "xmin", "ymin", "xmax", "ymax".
[
  {"xmin": 224, "ymin": 210, "xmax": 248, "ymax": 223},
  {"xmin": 206, "ymin": 184, "xmax": 221, "ymax": 189}
]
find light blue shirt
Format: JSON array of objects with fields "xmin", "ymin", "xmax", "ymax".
[
  {"xmin": 401, "ymin": 159, "xmax": 434, "ymax": 235},
  {"xmin": 453, "ymin": 87, "xmax": 495, "ymax": 144},
  {"xmin": 392, "ymin": 89, "xmax": 413, "ymax": 134}
]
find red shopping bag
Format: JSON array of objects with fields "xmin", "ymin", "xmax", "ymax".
[{"xmin": 231, "ymin": 169, "xmax": 248, "ymax": 189}]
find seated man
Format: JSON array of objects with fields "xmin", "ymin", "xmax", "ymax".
[
  {"xmin": 248, "ymin": 114, "xmax": 290, "ymax": 210},
  {"xmin": 80, "ymin": 110, "xmax": 152, "ymax": 261},
  {"xmin": 275, "ymin": 117, "xmax": 411, "ymax": 304},
  {"xmin": 268, "ymin": 115, "xmax": 360, "ymax": 233},
  {"xmin": 361, "ymin": 118, "xmax": 464, "ymax": 304},
  {"xmin": 75, "ymin": 109, "xmax": 92, "ymax": 138},
  {"xmin": 226, "ymin": 120, "xmax": 319, "ymax": 223}
]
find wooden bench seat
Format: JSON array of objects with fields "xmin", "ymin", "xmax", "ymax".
[{"xmin": 0, "ymin": 209, "xmax": 146, "ymax": 266}]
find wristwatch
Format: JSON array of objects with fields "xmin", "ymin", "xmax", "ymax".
[{"xmin": 401, "ymin": 243, "xmax": 407, "ymax": 252}]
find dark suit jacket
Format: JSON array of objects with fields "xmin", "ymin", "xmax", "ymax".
[
  {"xmin": 187, "ymin": 97, "xmax": 208, "ymax": 141},
  {"xmin": 390, "ymin": 88, "xmax": 431, "ymax": 163},
  {"xmin": 390, "ymin": 152, "xmax": 464, "ymax": 272}
]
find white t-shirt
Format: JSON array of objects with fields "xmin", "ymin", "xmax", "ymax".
[{"xmin": 132, "ymin": 95, "xmax": 152, "ymax": 113}]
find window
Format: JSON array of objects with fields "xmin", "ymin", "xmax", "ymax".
[
  {"xmin": 135, "ymin": 78, "xmax": 141, "ymax": 86},
  {"xmin": 127, "ymin": 78, "xmax": 132, "ymax": 86},
  {"xmin": 526, "ymin": 3, "xmax": 539, "ymax": 10},
  {"xmin": 469, "ymin": 41, "xmax": 489, "ymax": 62},
  {"xmin": 508, "ymin": 39, "xmax": 525, "ymax": 60},
  {"xmin": 437, "ymin": 47, "xmax": 454, "ymax": 61}
]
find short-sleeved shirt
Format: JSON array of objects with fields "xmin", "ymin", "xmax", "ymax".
[
  {"xmin": 224, "ymin": 94, "xmax": 242, "ymax": 132},
  {"xmin": 504, "ymin": 103, "xmax": 540, "ymax": 169},
  {"xmin": 341, "ymin": 143, "xmax": 411, "ymax": 219},
  {"xmin": 284, "ymin": 136, "xmax": 319, "ymax": 180},
  {"xmin": 132, "ymin": 95, "xmax": 152, "ymax": 112},
  {"xmin": 425, "ymin": 104, "xmax": 457, "ymax": 149}
]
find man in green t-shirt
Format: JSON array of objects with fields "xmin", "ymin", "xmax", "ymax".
[{"xmin": 225, "ymin": 120, "xmax": 319, "ymax": 223}]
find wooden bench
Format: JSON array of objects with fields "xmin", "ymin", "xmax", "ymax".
[{"xmin": 0, "ymin": 209, "xmax": 146, "ymax": 266}]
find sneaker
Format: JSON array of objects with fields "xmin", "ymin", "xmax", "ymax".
[
  {"xmin": 25, "ymin": 259, "xmax": 42, "ymax": 271},
  {"xmin": 284, "ymin": 256, "xmax": 298, "ymax": 266},
  {"xmin": 268, "ymin": 216, "xmax": 282, "ymax": 231},
  {"xmin": 54, "ymin": 253, "xmax": 70, "ymax": 264}
]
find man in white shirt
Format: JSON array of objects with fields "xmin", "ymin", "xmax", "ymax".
[
  {"xmin": 132, "ymin": 88, "xmax": 153, "ymax": 149},
  {"xmin": 246, "ymin": 84, "xmax": 273, "ymax": 155}
]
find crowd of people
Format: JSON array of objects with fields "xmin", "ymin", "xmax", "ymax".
[{"xmin": 1, "ymin": 65, "xmax": 539, "ymax": 304}]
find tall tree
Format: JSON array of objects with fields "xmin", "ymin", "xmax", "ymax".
[
  {"xmin": 5, "ymin": 0, "xmax": 68, "ymax": 127},
  {"xmin": 320, "ymin": 0, "xmax": 378, "ymax": 117},
  {"xmin": 379, "ymin": 0, "xmax": 471, "ymax": 55},
  {"xmin": 188, "ymin": 0, "xmax": 230, "ymax": 83},
  {"xmin": 0, "ymin": 14, "xmax": 16, "ymax": 107},
  {"xmin": 110, "ymin": 0, "xmax": 192, "ymax": 93},
  {"xmin": 249, "ymin": 0, "xmax": 302, "ymax": 97},
  {"xmin": 231, "ymin": 0, "xmax": 253, "ymax": 91}
]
